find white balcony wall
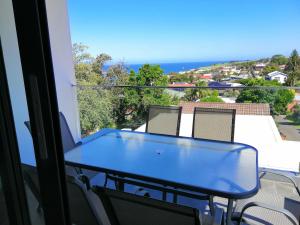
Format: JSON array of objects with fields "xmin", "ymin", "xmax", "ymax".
[
  {"xmin": 45, "ymin": 0, "xmax": 81, "ymax": 141},
  {"xmin": 0, "ymin": 0, "xmax": 80, "ymax": 162}
]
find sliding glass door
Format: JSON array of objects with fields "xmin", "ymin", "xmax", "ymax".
[{"xmin": 0, "ymin": 0, "xmax": 71, "ymax": 224}]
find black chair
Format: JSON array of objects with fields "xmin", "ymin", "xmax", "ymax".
[
  {"xmin": 24, "ymin": 112, "xmax": 79, "ymax": 153},
  {"xmin": 94, "ymin": 186, "xmax": 224, "ymax": 225},
  {"xmin": 233, "ymin": 169, "xmax": 300, "ymax": 225},
  {"xmin": 192, "ymin": 107, "xmax": 236, "ymax": 143},
  {"xmin": 22, "ymin": 165, "xmax": 110, "ymax": 225},
  {"xmin": 146, "ymin": 105, "xmax": 182, "ymax": 136},
  {"xmin": 24, "ymin": 112, "xmax": 103, "ymax": 187}
]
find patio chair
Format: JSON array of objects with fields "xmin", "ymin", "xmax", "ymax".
[
  {"xmin": 94, "ymin": 186, "xmax": 224, "ymax": 225},
  {"xmin": 192, "ymin": 107, "xmax": 236, "ymax": 143},
  {"xmin": 22, "ymin": 165, "xmax": 111, "ymax": 225},
  {"xmin": 232, "ymin": 169, "xmax": 300, "ymax": 225},
  {"xmin": 24, "ymin": 112, "xmax": 103, "ymax": 187},
  {"xmin": 146, "ymin": 105, "xmax": 182, "ymax": 136},
  {"xmin": 24, "ymin": 112, "xmax": 79, "ymax": 153}
]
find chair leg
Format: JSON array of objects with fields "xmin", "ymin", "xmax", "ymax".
[
  {"xmin": 173, "ymin": 193, "xmax": 178, "ymax": 203},
  {"xmin": 209, "ymin": 195, "xmax": 215, "ymax": 216},
  {"xmin": 162, "ymin": 191, "xmax": 167, "ymax": 201},
  {"xmin": 104, "ymin": 173, "xmax": 108, "ymax": 187}
]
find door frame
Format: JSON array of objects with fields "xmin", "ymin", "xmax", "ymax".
[
  {"xmin": 3, "ymin": 0, "xmax": 72, "ymax": 224},
  {"xmin": 0, "ymin": 38, "xmax": 31, "ymax": 225}
]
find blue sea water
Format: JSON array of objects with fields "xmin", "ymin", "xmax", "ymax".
[{"xmin": 104, "ymin": 61, "xmax": 228, "ymax": 74}]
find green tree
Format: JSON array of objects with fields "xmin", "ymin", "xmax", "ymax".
[
  {"xmin": 270, "ymin": 55, "xmax": 288, "ymax": 65},
  {"xmin": 169, "ymin": 74, "xmax": 190, "ymax": 83},
  {"xmin": 119, "ymin": 65, "xmax": 178, "ymax": 127},
  {"xmin": 105, "ymin": 62, "xmax": 128, "ymax": 85},
  {"xmin": 290, "ymin": 105, "xmax": 300, "ymax": 123},
  {"xmin": 236, "ymin": 89, "xmax": 275, "ymax": 104},
  {"xmin": 72, "ymin": 43, "xmax": 93, "ymax": 65},
  {"xmin": 183, "ymin": 80, "xmax": 212, "ymax": 101},
  {"xmin": 77, "ymin": 88, "xmax": 115, "ymax": 135},
  {"xmin": 262, "ymin": 64, "xmax": 280, "ymax": 76},
  {"xmin": 273, "ymin": 89, "xmax": 295, "ymax": 115},
  {"xmin": 200, "ymin": 96, "xmax": 224, "ymax": 102},
  {"xmin": 92, "ymin": 53, "xmax": 112, "ymax": 75},
  {"xmin": 239, "ymin": 78, "xmax": 281, "ymax": 87},
  {"xmin": 72, "ymin": 43, "xmax": 103, "ymax": 84},
  {"xmin": 236, "ymin": 89, "xmax": 294, "ymax": 115},
  {"xmin": 285, "ymin": 50, "xmax": 300, "ymax": 86},
  {"xmin": 72, "ymin": 43, "xmax": 116, "ymax": 134}
]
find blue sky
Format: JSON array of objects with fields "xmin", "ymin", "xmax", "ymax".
[{"xmin": 67, "ymin": 0, "xmax": 300, "ymax": 63}]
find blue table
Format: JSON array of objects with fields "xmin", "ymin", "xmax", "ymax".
[
  {"xmin": 21, "ymin": 128, "xmax": 258, "ymax": 223},
  {"xmin": 65, "ymin": 129, "xmax": 259, "ymax": 223}
]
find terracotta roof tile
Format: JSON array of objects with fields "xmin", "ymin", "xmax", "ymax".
[{"xmin": 179, "ymin": 101, "xmax": 270, "ymax": 115}]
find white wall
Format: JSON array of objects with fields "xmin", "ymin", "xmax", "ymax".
[
  {"xmin": 45, "ymin": 0, "xmax": 81, "ymax": 141},
  {"xmin": 0, "ymin": 0, "xmax": 80, "ymax": 163}
]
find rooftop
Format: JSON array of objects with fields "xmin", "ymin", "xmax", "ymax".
[{"xmin": 179, "ymin": 102, "xmax": 271, "ymax": 115}]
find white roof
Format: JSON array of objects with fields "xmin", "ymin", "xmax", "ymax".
[
  {"xmin": 136, "ymin": 114, "xmax": 300, "ymax": 172},
  {"xmin": 267, "ymin": 71, "xmax": 287, "ymax": 77}
]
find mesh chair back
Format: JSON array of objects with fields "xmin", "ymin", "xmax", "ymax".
[
  {"xmin": 146, "ymin": 105, "xmax": 182, "ymax": 136},
  {"xmin": 24, "ymin": 112, "xmax": 76, "ymax": 153},
  {"xmin": 22, "ymin": 165, "xmax": 109, "ymax": 225},
  {"xmin": 192, "ymin": 107, "xmax": 236, "ymax": 142},
  {"xmin": 58, "ymin": 112, "xmax": 76, "ymax": 152},
  {"xmin": 95, "ymin": 187, "xmax": 200, "ymax": 225}
]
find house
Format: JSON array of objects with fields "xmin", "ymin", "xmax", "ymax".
[
  {"xmin": 193, "ymin": 73, "xmax": 213, "ymax": 80},
  {"xmin": 168, "ymin": 82, "xmax": 195, "ymax": 91},
  {"xmin": 255, "ymin": 63, "xmax": 267, "ymax": 70},
  {"xmin": 208, "ymin": 81, "xmax": 231, "ymax": 88},
  {"xmin": 266, "ymin": 71, "xmax": 288, "ymax": 84}
]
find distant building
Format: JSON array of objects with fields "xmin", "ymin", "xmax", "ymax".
[
  {"xmin": 208, "ymin": 81, "xmax": 231, "ymax": 88},
  {"xmin": 193, "ymin": 73, "xmax": 212, "ymax": 80},
  {"xmin": 279, "ymin": 65, "xmax": 286, "ymax": 70},
  {"xmin": 255, "ymin": 63, "xmax": 267, "ymax": 69},
  {"xmin": 266, "ymin": 71, "xmax": 288, "ymax": 84},
  {"xmin": 168, "ymin": 82, "xmax": 195, "ymax": 91},
  {"xmin": 230, "ymin": 74, "xmax": 251, "ymax": 80}
]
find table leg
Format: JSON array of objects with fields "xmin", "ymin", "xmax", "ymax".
[
  {"xmin": 115, "ymin": 176, "xmax": 125, "ymax": 191},
  {"xmin": 226, "ymin": 199, "xmax": 234, "ymax": 225}
]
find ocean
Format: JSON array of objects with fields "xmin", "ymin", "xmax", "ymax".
[{"xmin": 104, "ymin": 61, "xmax": 228, "ymax": 74}]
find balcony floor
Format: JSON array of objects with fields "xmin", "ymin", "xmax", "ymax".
[{"xmin": 17, "ymin": 169, "xmax": 300, "ymax": 225}]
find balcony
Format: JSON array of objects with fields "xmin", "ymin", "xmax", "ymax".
[
  {"xmin": 1, "ymin": 0, "xmax": 299, "ymax": 223},
  {"xmin": 70, "ymin": 84, "xmax": 300, "ymax": 224}
]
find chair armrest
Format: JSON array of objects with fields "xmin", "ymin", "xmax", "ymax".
[
  {"xmin": 238, "ymin": 201, "xmax": 299, "ymax": 225},
  {"xmin": 259, "ymin": 168, "xmax": 300, "ymax": 196}
]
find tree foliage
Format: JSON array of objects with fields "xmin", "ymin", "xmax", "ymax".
[
  {"xmin": 119, "ymin": 65, "xmax": 178, "ymax": 126},
  {"xmin": 200, "ymin": 96, "xmax": 224, "ymax": 102},
  {"xmin": 239, "ymin": 78, "xmax": 281, "ymax": 86},
  {"xmin": 289, "ymin": 105, "xmax": 300, "ymax": 123},
  {"xmin": 270, "ymin": 55, "xmax": 288, "ymax": 65},
  {"xmin": 262, "ymin": 64, "xmax": 280, "ymax": 76},
  {"xmin": 73, "ymin": 43, "xmax": 117, "ymax": 134},
  {"xmin": 77, "ymin": 88, "xmax": 115, "ymax": 135},
  {"xmin": 284, "ymin": 50, "xmax": 300, "ymax": 86},
  {"xmin": 236, "ymin": 88, "xmax": 295, "ymax": 115}
]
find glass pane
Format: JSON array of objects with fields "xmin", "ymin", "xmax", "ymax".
[{"xmin": 0, "ymin": 0, "xmax": 45, "ymax": 224}]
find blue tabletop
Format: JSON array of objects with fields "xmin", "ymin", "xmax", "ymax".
[{"xmin": 65, "ymin": 129, "xmax": 259, "ymax": 199}]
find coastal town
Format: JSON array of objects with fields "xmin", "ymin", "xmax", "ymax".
[{"xmin": 168, "ymin": 56, "xmax": 290, "ymax": 88}]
